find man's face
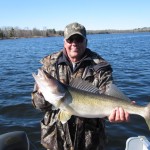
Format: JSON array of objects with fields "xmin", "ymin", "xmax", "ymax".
[{"xmin": 64, "ymin": 34, "xmax": 87, "ymax": 62}]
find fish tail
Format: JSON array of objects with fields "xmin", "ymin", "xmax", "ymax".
[{"xmin": 144, "ymin": 103, "xmax": 150, "ymax": 130}]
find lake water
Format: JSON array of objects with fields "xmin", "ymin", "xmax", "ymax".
[{"xmin": 0, "ymin": 32, "xmax": 150, "ymax": 150}]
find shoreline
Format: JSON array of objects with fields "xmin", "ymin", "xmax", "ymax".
[{"xmin": 0, "ymin": 29, "xmax": 150, "ymax": 40}]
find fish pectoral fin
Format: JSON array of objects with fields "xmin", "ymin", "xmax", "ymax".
[{"xmin": 58, "ymin": 110, "xmax": 72, "ymax": 124}]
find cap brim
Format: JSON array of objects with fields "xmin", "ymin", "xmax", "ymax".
[{"xmin": 64, "ymin": 32, "xmax": 86, "ymax": 40}]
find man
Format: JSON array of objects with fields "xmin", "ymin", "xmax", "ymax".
[{"xmin": 32, "ymin": 22, "xmax": 129, "ymax": 150}]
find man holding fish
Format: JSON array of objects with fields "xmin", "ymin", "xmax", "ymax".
[{"xmin": 32, "ymin": 22, "xmax": 136, "ymax": 150}]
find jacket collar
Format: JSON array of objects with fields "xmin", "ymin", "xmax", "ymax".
[{"xmin": 57, "ymin": 48, "xmax": 93, "ymax": 72}]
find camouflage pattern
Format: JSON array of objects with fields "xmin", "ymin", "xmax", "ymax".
[
  {"xmin": 32, "ymin": 48, "xmax": 113, "ymax": 150},
  {"xmin": 64, "ymin": 22, "xmax": 86, "ymax": 39}
]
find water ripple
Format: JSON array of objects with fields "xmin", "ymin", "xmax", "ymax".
[{"xmin": 0, "ymin": 33, "xmax": 150, "ymax": 150}]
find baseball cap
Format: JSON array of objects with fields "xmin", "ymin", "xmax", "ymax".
[{"xmin": 64, "ymin": 22, "xmax": 86, "ymax": 39}]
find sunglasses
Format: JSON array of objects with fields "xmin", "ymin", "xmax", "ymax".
[{"xmin": 66, "ymin": 35, "xmax": 85, "ymax": 43}]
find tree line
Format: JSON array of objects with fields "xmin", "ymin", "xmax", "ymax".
[
  {"xmin": 0, "ymin": 26, "xmax": 150, "ymax": 39},
  {"xmin": 0, "ymin": 27, "xmax": 63, "ymax": 39}
]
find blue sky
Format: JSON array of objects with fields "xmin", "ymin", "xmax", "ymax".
[{"xmin": 0, "ymin": 0, "xmax": 150, "ymax": 30}]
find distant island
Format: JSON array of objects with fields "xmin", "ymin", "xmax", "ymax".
[{"xmin": 0, "ymin": 26, "xmax": 150, "ymax": 40}]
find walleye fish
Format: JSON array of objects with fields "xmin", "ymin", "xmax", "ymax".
[{"xmin": 32, "ymin": 69, "xmax": 150, "ymax": 130}]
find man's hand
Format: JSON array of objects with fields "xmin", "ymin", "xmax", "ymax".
[{"xmin": 108, "ymin": 107, "xmax": 129, "ymax": 122}]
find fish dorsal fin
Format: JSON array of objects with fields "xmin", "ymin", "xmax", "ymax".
[
  {"xmin": 69, "ymin": 78, "xmax": 99, "ymax": 94},
  {"xmin": 105, "ymin": 83, "xmax": 131, "ymax": 101}
]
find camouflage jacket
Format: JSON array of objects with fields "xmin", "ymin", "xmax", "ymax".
[{"xmin": 32, "ymin": 48, "xmax": 113, "ymax": 150}]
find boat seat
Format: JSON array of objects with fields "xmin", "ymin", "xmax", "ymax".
[{"xmin": 0, "ymin": 131, "xmax": 37, "ymax": 150}]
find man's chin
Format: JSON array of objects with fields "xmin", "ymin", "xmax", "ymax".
[{"xmin": 72, "ymin": 54, "xmax": 80, "ymax": 58}]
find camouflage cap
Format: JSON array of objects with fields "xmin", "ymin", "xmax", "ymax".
[{"xmin": 64, "ymin": 22, "xmax": 86, "ymax": 39}]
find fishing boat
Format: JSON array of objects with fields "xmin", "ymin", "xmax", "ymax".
[
  {"xmin": 125, "ymin": 136, "xmax": 150, "ymax": 150},
  {"xmin": 0, "ymin": 131, "xmax": 150, "ymax": 150}
]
